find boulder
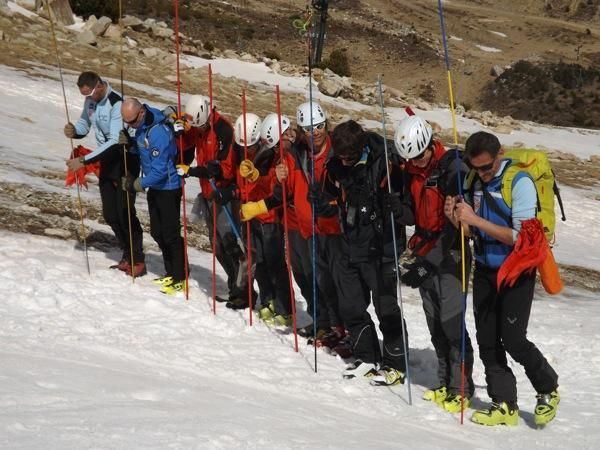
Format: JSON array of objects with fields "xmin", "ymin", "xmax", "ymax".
[
  {"xmin": 318, "ymin": 77, "xmax": 343, "ymax": 97},
  {"xmin": 89, "ymin": 16, "xmax": 112, "ymax": 37},
  {"xmin": 15, "ymin": 0, "xmax": 37, "ymax": 11},
  {"xmin": 103, "ymin": 24, "xmax": 122, "ymax": 40},
  {"xmin": 121, "ymin": 15, "xmax": 145, "ymax": 32},
  {"xmin": 151, "ymin": 24, "xmax": 174, "ymax": 39},
  {"xmin": 76, "ymin": 30, "xmax": 97, "ymax": 46},
  {"xmin": 142, "ymin": 47, "xmax": 161, "ymax": 58},
  {"xmin": 47, "ymin": 0, "xmax": 74, "ymax": 26},
  {"xmin": 490, "ymin": 64, "xmax": 504, "ymax": 77},
  {"xmin": 125, "ymin": 36, "xmax": 137, "ymax": 48}
]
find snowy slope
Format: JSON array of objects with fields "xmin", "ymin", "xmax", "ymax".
[{"xmin": 1, "ymin": 54, "xmax": 600, "ymax": 448}]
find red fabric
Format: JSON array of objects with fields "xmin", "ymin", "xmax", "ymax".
[
  {"xmin": 278, "ymin": 138, "xmax": 341, "ymax": 239},
  {"xmin": 184, "ymin": 112, "xmax": 236, "ymax": 199},
  {"xmin": 65, "ymin": 146, "xmax": 100, "ymax": 189},
  {"xmin": 405, "ymin": 141, "xmax": 447, "ymax": 256},
  {"xmin": 497, "ymin": 218, "xmax": 549, "ymax": 290}
]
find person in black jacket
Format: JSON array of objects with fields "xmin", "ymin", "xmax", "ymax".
[{"xmin": 319, "ymin": 120, "xmax": 410, "ymax": 384}]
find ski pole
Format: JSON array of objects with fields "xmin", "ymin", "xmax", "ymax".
[
  {"xmin": 305, "ymin": 12, "xmax": 319, "ymax": 373},
  {"xmin": 118, "ymin": 0, "xmax": 137, "ymax": 284},
  {"xmin": 436, "ymin": 0, "xmax": 469, "ymax": 424},
  {"xmin": 44, "ymin": 0, "xmax": 90, "ymax": 275},
  {"xmin": 377, "ymin": 75, "xmax": 412, "ymax": 405},
  {"xmin": 241, "ymin": 90, "xmax": 254, "ymax": 326},
  {"xmin": 174, "ymin": 0, "xmax": 190, "ymax": 299},
  {"xmin": 208, "ymin": 63, "xmax": 218, "ymax": 314},
  {"xmin": 276, "ymin": 85, "xmax": 299, "ymax": 352},
  {"xmin": 208, "ymin": 178, "xmax": 246, "ymax": 256}
]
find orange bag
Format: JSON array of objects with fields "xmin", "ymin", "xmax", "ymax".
[{"xmin": 538, "ymin": 247, "xmax": 563, "ymax": 295}]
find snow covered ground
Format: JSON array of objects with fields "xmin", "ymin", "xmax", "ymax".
[{"xmin": 1, "ymin": 52, "xmax": 600, "ymax": 448}]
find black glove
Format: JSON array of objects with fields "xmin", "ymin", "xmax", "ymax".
[
  {"xmin": 401, "ymin": 260, "xmax": 435, "ymax": 288},
  {"xmin": 211, "ymin": 184, "xmax": 236, "ymax": 205},
  {"xmin": 307, "ymin": 182, "xmax": 337, "ymax": 217},
  {"xmin": 118, "ymin": 129, "xmax": 135, "ymax": 150},
  {"xmin": 382, "ymin": 192, "xmax": 403, "ymax": 219},
  {"xmin": 121, "ymin": 175, "xmax": 142, "ymax": 193},
  {"xmin": 188, "ymin": 165, "xmax": 209, "ymax": 178},
  {"xmin": 207, "ymin": 160, "xmax": 223, "ymax": 180}
]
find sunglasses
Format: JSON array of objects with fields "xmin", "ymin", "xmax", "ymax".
[
  {"xmin": 337, "ymin": 154, "xmax": 357, "ymax": 162},
  {"xmin": 301, "ymin": 122, "xmax": 326, "ymax": 133},
  {"xmin": 468, "ymin": 158, "xmax": 496, "ymax": 173},
  {"xmin": 124, "ymin": 109, "xmax": 142, "ymax": 125}
]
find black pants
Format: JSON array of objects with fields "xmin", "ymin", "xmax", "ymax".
[
  {"xmin": 336, "ymin": 247, "xmax": 409, "ymax": 370},
  {"xmin": 99, "ymin": 178, "xmax": 144, "ymax": 262},
  {"xmin": 147, "ymin": 188, "xmax": 185, "ymax": 282},
  {"xmin": 250, "ymin": 221, "xmax": 292, "ymax": 315},
  {"xmin": 419, "ymin": 250, "xmax": 474, "ymax": 396},
  {"xmin": 473, "ymin": 265, "xmax": 558, "ymax": 405},
  {"xmin": 199, "ymin": 195, "xmax": 250, "ymax": 300}
]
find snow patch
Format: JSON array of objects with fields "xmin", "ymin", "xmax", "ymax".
[
  {"xmin": 489, "ymin": 30, "xmax": 508, "ymax": 38},
  {"xmin": 475, "ymin": 44, "xmax": 502, "ymax": 53}
]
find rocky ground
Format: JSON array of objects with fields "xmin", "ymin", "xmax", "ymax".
[{"xmin": 0, "ymin": 3, "xmax": 599, "ymax": 291}]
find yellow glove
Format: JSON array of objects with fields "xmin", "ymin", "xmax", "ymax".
[
  {"xmin": 241, "ymin": 200, "xmax": 268, "ymax": 221},
  {"xmin": 176, "ymin": 164, "xmax": 190, "ymax": 176},
  {"xmin": 239, "ymin": 159, "xmax": 259, "ymax": 183}
]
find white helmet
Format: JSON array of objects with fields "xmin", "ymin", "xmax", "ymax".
[
  {"xmin": 260, "ymin": 113, "xmax": 291, "ymax": 149},
  {"xmin": 394, "ymin": 115, "xmax": 433, "ymax": 159},
  {"xmin": 184, "ymin": 95, "xmax": 211, "ymax": 127},
  {"xmin": 296, "ymin": 101, "xmax": 326, "ymax": 127},
  {"xmin": 234, "ymin": 113, "xmax": 262, "ymax": 146}
]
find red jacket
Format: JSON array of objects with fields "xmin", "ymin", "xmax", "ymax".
[
  {"xmin": 277, "ymin": 136, "xmax": 341, "ymax": 239},
  {"xmin": 405, "ymin": 140, "xmax": 447, "ymax": 256},
  {"xmin": 238, "ymin": 146, "xmax": 279, "ymax": 224},
  {"xmin": 182, "ymin": 111, "xmax": 236, "ymax": 199}
]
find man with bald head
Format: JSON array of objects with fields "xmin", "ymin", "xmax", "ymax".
[
  {"xmin": 65, "ymin": 71, "xmax": 145, "ymax": 277},
  {"xmin": 120, "ymin": 97, "xmax": 186, "ymax": 295}
]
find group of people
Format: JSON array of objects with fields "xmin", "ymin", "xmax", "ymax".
[{"xmin": 64, "ymin": 71, "xmax": 560, "ymax": 427}]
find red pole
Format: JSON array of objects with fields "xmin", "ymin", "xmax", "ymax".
[
  {"xmin": 209, "ymin": 64, "xmax": 217, "ymax": 315},
  {"xmin": 275, "ymin": 85, "xmax": 298, "ymax": 352},
  {"xmin": 174, "ymin": 0, "xmax": 190, "ymax": 299}
]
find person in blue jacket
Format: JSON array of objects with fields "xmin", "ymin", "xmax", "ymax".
[
  {"xmin": 65, "ymin": 71, "xmax": 145, "ymax": 277},
  {"xmin": 445, "ymin": 131, "xmax": 559, "ymax": 427},
  {"xmin": 120, "ymin": 97, "xmax": 186, "ymax": 295}
]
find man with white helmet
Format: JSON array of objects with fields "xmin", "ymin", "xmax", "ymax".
[
  {"xmin": 390, "ymin": 114, "xmax": 474, "ymax": 411},
  {"xmin": 233, "ymin": 113, "xmax": 295, "ymax": 322},
  {"xmin": 175, "ymin": 94, "xmax": 245, "ymax": 305},
  {"xmin": 240, "ymin": 101, "xmax": 345, "ymax": 350}
]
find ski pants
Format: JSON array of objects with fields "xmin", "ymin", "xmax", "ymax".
[
  {"xmin": 313, "ymin": 234, "xmax": 344, "ymax": 330},
  {"xmin": 147, "ymin": 188, "xmax": 185, "ymax": 282},
  {"xmin": 99, "ymin": 178, "xmax": 144, "ymax": 263},
  {"xmin": 335, "ymin": 250, "xmax": 409, "ymax": 370},
  {"xmin": 473, "ymin": 265, "xmax": 559, "ymax": 406},
  {"xmin": 250, "ymin": 221, "xmax": 292, "ymax": 315},
  {"xmin": 198, "ymin": 195, "xmax": 250, "ymax": 300},
  {"xmin": 288, "ymin": 231, "xmax": 342, "ymax": 330},
  {"xmin": 419, "ymin": 249, "xmax": 474, "ymax": 396}
]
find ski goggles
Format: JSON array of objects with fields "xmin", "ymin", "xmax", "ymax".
[{"xmin": 301, "ymin": 122, "xmax": 326, "ymax": 133}]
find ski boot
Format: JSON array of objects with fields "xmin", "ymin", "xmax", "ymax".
[
  {"xmin": 471, "ymin": 402, "xmax": 519, "ymax": 426},
  {"xmin": 160, "ymin": 280, "xmax": 186, "ymax": 296},
  {"xmin": 422, "ymin": 386, "xmax": 448, "ymax": 406},
  {"xmin": 534, "ymin": 390, "xmax": 560, "ymax": 427},
  {"xmin": 370, "ymin": 365, "xmax": 405, "ymax": 386},
  {"xmin": 153, "ymin": 275, "xmax": 173, "ymax": 286},
  {"xmin": 342, "ymin": 360, "xmax": 379, "ymax": 380},
  {"xmin": 126, "ymin": 262, "xmax": 147, "ymax": 278},
  {"xmin": 110, "ymin": 259, "xmax": 130, "ymax": 272},
  {"xmin": 258, "ymin": 300, "xmax": 275, "ymax": 322},
  {"xmin": 443, "ymin": 394, "xmax": 471, "ymax": 413},
  {"xmin": 266, "ymin": 314, "xmax": 292, "ymax": 327}
]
